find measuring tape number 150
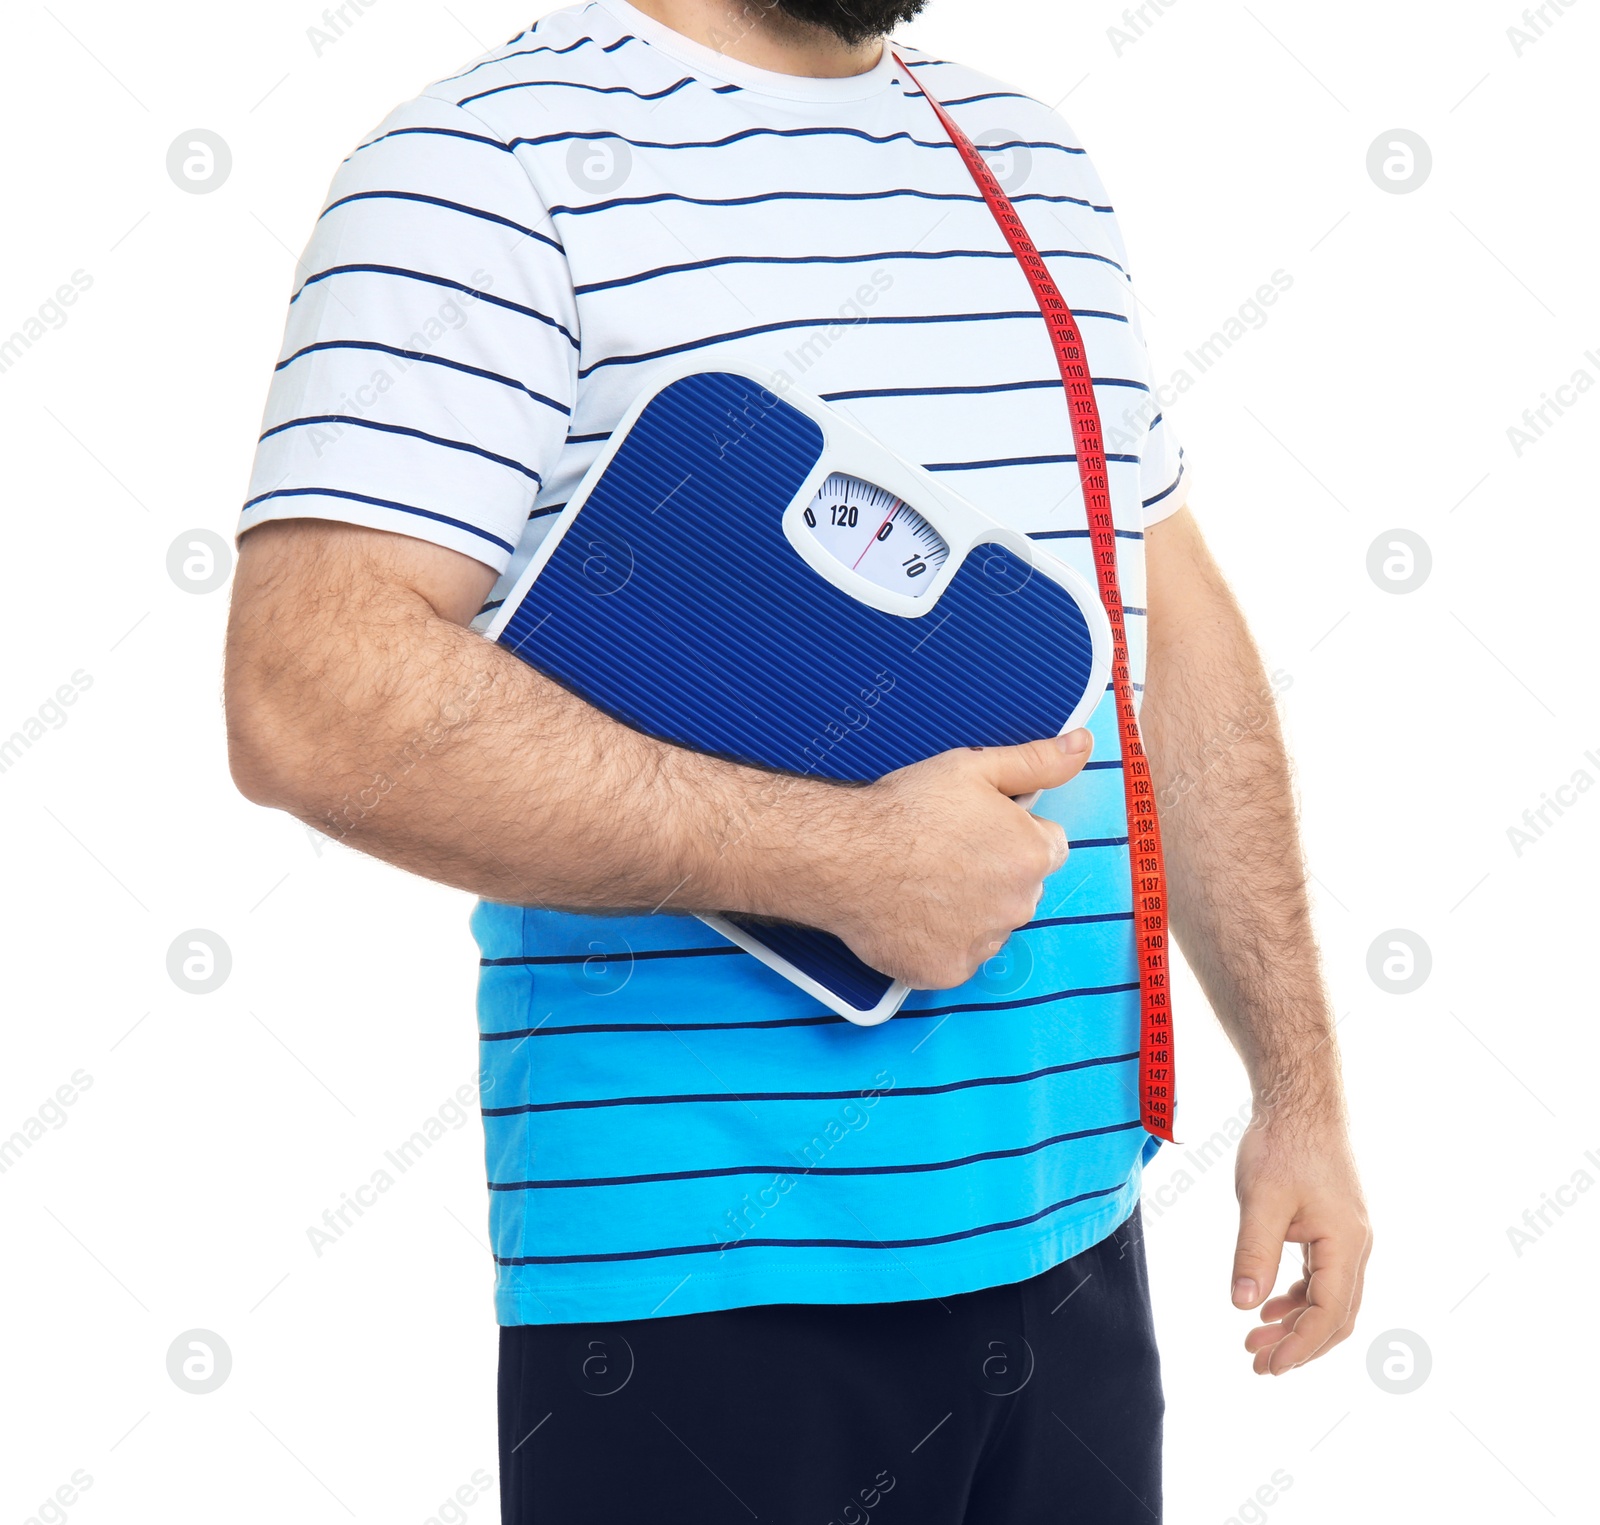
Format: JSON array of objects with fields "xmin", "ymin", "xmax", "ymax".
[{"xmin": 896, "ymin": 53, "xmax": 1177, "ymax": 1143}]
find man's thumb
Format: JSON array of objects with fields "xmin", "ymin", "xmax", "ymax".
[
  {"xmin": 1232, "ymin": 1199, "xmax": 1290, "ymax": 1310},
  {"xmin": 979, "ymin": 731, "xmax": 1093, "ymax": 797}
]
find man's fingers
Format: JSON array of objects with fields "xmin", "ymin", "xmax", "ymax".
[
  {"xmin": 1231, "ymin": 1196, "xmax": 1291, "ymax": 1311},
  {"xmin": 1261, "ymin": 1298, "xmax": 1347, "ymax": 1374},
  {"xmin": 1036, "ymin": 818, "xmax": 1070, "ymax": 874},
  {"xmin": 1245, "ymin": 1322, "xmax": 1296, "ymax": 1356},
  {"xmin": 974, "ymin": 731, "xmax": 1093, "ymax": 797},
  {"xmin": 1258, "ymin": 1226, "xmax": 1370, "ymax": 1374},
  {"xmin": 1258, "ymin": 1279, "xmax": 1310, "ymax": 1322}
]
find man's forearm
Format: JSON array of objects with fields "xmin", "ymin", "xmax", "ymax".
[
  {"xmin": 1141, "ymin": 509, "xmax": 1342, "ymax": 1117},
  {"xmin": 225, "ymin": 520, "xmax": 853, "ymax": 920},
  {"xmin": 223, "ymin": 520, "xmax": 1084, "ymax": 991}
]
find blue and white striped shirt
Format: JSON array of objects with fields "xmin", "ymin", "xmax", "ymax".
[{"xmin": 243, "ymin": 0, "xmax": 1188, "ymax": 1324}]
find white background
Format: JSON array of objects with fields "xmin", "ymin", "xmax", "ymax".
[{"xmin": 2, "ymin": 0, "xmax": 1596, "ymax": 1520}]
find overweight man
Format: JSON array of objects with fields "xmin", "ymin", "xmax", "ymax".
[{"xmin": 225, "ymin": 0, "xmax": 1370, "ymax": 1517}]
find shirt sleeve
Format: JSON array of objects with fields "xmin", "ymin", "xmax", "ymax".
[
  {"xmin": 239, "ymin": 92, "xmax": 578, "ymax": 572},
  {"xmin": 1139, "ymin": 405, "xmax": 1188, "ymax": 528}
]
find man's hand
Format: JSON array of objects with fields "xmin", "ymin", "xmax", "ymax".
[
  {"xmin": 1231, "ymin": 1099, "xmax": 1372, "ymax": 1375},
  {"xmin": 814, "ymin": 735, "xmax": 1091, "ymax": 988}
]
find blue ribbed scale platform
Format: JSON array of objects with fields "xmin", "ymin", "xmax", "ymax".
[{"xmin": 493, "ymin": 370, "xmax": 1103, "ymax": 1019}]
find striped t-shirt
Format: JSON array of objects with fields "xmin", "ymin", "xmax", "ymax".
[{"xmin": 242, "ymin": 0, "xmax": 1188, "ymax": 1325}]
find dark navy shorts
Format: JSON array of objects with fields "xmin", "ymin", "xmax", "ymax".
[{"xmin": 498, "ymin": 1205, "xmax": 1162, "ymax": 1523}]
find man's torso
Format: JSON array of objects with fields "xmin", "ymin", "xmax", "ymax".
[{"xmin": 243, "ymin": 0, "xmax": 1185, "ymax": 1324}]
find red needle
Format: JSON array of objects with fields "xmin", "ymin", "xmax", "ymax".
[{"xmin": 852, "ymin": 494, "xmax": 901, "ymax": 571}]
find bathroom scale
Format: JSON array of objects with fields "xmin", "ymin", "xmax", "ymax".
[{"xmin": 484, "ymin": 365, "xmax": 1112, "ymax": 1025}]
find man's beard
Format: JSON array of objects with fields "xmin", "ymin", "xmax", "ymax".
[{"xmin": 771, "ymin": 0, "xmax": 928, "ymax": 47}]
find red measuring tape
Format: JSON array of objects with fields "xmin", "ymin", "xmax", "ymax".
[{"xmin": 896, "ymin": 54, "xmax": 1176, "ymax": 1141}]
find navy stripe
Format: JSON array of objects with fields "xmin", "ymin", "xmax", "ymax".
[
  {"xmin": 1029, "ymin": 527, "xmax": 1144, "ymax": 541},
  {"xmin": 554, "ymin": 384, "xmax": 1141, "ymax": 424},
  {"xmin": 441, "ymin": 35, "xmax": 597, "ymax": 84},
  {"xmin": 564, "ymin": 431, "xmax": 611, "ymax": 444},
  {"xmin": 241, "ymin": 486, "xmax": 516, "ymax": 554},
  {"xmin": 574, "ymin": 245, "xmax": 1125, "ymax": 296},
  {"xmin": 1082, "ymin": 759, "xmax": 1124, "ymax": 771},
  {"xmin": 511, "ymin": 124, "xmax": 1085, "ymax": 159},
  {"xmin": 821, "ymin": 375, "xmax": 1147, "ymax": 402},
  {"xmin": 1024, "ymin": 911, "xmax": 1134, "ymax": 930},
  {"xmin": 290, "ymin": 264, "xmax": 578, "ymax": 347},
  {"xmin": 529, "ymin": 501, "xmax": 566, "ymax": 520},
  {"xmin": 549, "ymin": 186, "xmax": 1115, "ymax": 219},
  {"xmin": 1070, "ymin": 836, "xmax": 1131, "ymax": 850},
  {"xmin": 320, "ymin": 190, "xmax": 564, "ymax": 254},
  {"xmin": 578, "ymin": 309, "xmax": 1126, "ymax": 378},
  {"xmin": 435, "ymin": 32, "xmax": 635, "ymax": 85},
  {"xmin": 460, "ymin": 73, "xmax": 698, "ymax": 107},
  {"xmin": 260, "ymin": 415, "xmax": 542, "ymax": 483},
  {"xmin": 478, "ymin": 979, "xmax": 1141, "ymax": 1041},
  {"xmin": 481, "ymin": 1049, "xmax": 1138, "ymax": 1117},
  {"xmin": 479, "ymin": 915, "xmax": 1129, "ymax": 976},
  {"xmin": 1123, "ymin": 606, "xmax": 1147, "ymax": 617},
  {"xmin": 350, "ymin": 125, "xmax": 513, "ymax": 161},
  {"xmin": 494, "ymin": 1181, "xmax": 1129, "ymax": 1264},
  {"xmin": 270, "ymin": 339, "xmax": 570, "ymax": 417},
  {"xmin": 481, "ymin": 944, "xmax": 743, "ymax": 967},
  {"xmin": 489, "ymin": 1118, "xmax": 1142, "ymax": 1191},
  {"xmin": 936, "ymin": 90, "xmax": 1039, "ymax": 107},
  {"xmin": 1143, "ymin": 465, "xmax": 1185, "ymax": 509},
  {"xmin": 926, "ymin": 448, "xmax": 1137, "ymax": 473}
]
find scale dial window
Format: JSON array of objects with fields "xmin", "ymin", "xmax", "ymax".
[{"xmin": 800, "ymin": 472, "xmax": 950, "ymax": 598}]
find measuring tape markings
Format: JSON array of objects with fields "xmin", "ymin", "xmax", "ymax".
[{"xmin": 895, "ymin": 54, "xmax": 1176, "ymax": 1142}]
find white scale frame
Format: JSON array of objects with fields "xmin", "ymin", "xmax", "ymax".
[{"xmin": 486, "ymin": 363, "xmax": 1114, "ymax": 1025}]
